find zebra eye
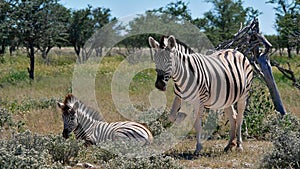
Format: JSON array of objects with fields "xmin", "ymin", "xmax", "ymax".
[{"xmin": 71, "ymin": 116, "xmax": 75, "ymax": 120}]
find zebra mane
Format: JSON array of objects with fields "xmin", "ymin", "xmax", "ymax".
[
  {"xmin": 63, "ymin": 94, "xmax": 104, "ymax": 121},
  {"xmin": 159, "ymin": 35, "xmax": 195, "ymax": 54}
]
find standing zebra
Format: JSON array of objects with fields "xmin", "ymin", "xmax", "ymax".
[
  {"xmin": 148, "ymin": 35, "xmax": 253, "ymax": 154},
  {"xmin": 57, "ymin": 94, "xmax": 153, "ymax": 146}
]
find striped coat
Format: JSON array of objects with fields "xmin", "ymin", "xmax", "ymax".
[
  {"xmin": 57, "ymin": 94, "xmax": 153, "ymax": 146},
  {"xmin": 149, "ymin": 35, "xmax": 253, "ymax": 154}
]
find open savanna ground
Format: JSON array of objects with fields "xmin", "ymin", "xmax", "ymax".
[{"xmin": 0, "ymin": 48, "xmax": 300, "ymax": 168}]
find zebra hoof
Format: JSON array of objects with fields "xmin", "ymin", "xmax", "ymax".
[
  {"xmin": 193, "ymin": 150, "xmax": 200, "ymax": 156},
  {"xmin": 193, "ymin": 143, "xmax": 202, "ymax": 156},
  {"xmin": 236, "ymin": 145, "xmax": 243, "ymax": 152},
  {"xmin": 174, "ymin": 112, "xmax": 187, "ymax": 124},
  {"xmin": 224, "ymin": 142, "xmax": 236, "ymax": 152}
]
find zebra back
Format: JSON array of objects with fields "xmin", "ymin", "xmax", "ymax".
[
  {"xmin": 63, "ymin": 93, "xmax": 104, "ymax": 122},
  {"xmin": 111, "ymin": 121, "xmax": 153, "ymax": 144}
]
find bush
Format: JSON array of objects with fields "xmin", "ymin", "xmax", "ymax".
[
  {"xmin": 0, "ymin": 108, "xmax": 14, "ymax": 130},
  {"xmin": 0, "ymin": 131, "xmax": 84, "ymax": 168},
  {"xmin": 2, "ymin": 97, "xmax": 61, "ymax": 114},
  {"xmin": 104, "ymin": 154, "xmax": 183, "ymax": 169},
  {"xmin": 261, "ymin": 114, "xmax": 300, "ymax": 168},
  {"xmin": 0, "ymin": 70, "xmax": 28, "ymax": 84},
  {"xmin": 0, "ymin": 108, "xmax": 25, "ymax": 136},
  {"xmin": 244, "ymin": 80, "xmax": 275, "ymax": 139},
  {"xmin": 0, "ymin": 131, "xmax": 63, "ymax": 168},
  {"xmin": 47, "ymin": 135, "xmax": 83, "ymax": 165}
]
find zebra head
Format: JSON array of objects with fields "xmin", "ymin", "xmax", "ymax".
[
  {"xmin": 148, "ymin": 35, "xmax": 177, "ymax": 91},
  {"xmin": 57, "ymin": 101, "xmax": 80, "ymax": 139}
]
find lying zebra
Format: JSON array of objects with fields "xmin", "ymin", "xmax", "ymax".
[{"xmin": 57, "ymin": 94, "xmax": 153, "ymax": 146}]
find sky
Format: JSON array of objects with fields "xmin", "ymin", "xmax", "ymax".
[{"xmin": 59, "ymin": 0, "xmax": 278, "ymax": 35}]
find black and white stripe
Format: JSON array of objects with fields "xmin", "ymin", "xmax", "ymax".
[
  {"xmin": 149, "ymin": 35, "xmax": 253, "ymax": 154},
  {"xmin": 57, "ymin": 94, "xmax": 153, "ymax": 146}
]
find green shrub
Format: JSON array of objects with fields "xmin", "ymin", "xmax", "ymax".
[
  {"xmin": 2, "ymin": 97, "xmax": 61, "ymax": 113},
  {"xmin": 47, "ymin": 135, "xmax": 83, "ymax": 165},
  {"xmin": 0, "ymin": 55, "xmax": 5, "ymax": 64},
  {"xmin": 104, "ymin": 154, "xmax": 183, "ymax": 169},
  {"xmin": 146, "ymin": 108, "xmax": 172, "ymax": 136},
  {"xmin": 261, "ymin": 114, "xmax": 300, "ymax": 168},
  {"xmin": 0, "ymin": 108, "xmax": 25, "ymax": 136},
  {"xmin": 0, "ymin": 108, "xmax": 14, "ymax": 129},
  {"xmin": 244, "ymin": 79, "xmax": 275, "ymax": 139},
  {"xmin": 0, "ymin": 131, "xmax": 63, "ymax": 168},
  {"xmin": 0, "ymin": 130, "xmax": 85, "ymax": 168},
  {"xmin": 0, "ymin": 70, "xmax": 28, "ymax": 84}
]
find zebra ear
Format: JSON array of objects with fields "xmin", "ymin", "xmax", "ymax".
[
  {"xmin": 148, "ymin": 36, "xmax": 159, "ymax": 49},
  {"xmin": 57, "ymin": 102, "xmax": 64, "ymax": 109},
  {"xmin": 167, "ymin": 35, "xmax": 176, "ymax": 50}
]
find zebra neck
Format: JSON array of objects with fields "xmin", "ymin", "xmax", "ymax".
[
  {"xmin": 171, "ymin": 50, "xmax": 205, "ymax": 101},
  {"xmin": 172, "ymin": 50, "xmax": 191, "ymax": 86},
  {"xmin": 74, "ymin": 112, "xmax": 97, "ymax": 144}
]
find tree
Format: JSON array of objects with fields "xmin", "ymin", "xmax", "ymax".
[
  {"xmin": 91, "ymin": 7, "xmax": 116, "ymax": 57},
  {"xmin": 36, "ymin": 3, "xmax": 70, "ymax": 64},
  {"xmin": 149, "ymin": 0, "xmax": 192, "ymax": 21},
  {"xmin": 268, "ymin": 0, "xmax": 300, "ymax": 57},
  {"xmin": 121, "ymin": 1, "xmax": 211, "ymax": 53},
  {"xmin": 0, "ymin": 0, "xmax": 12, "ymax": 55},
  {"xmin": 68, "ymin": 6, "xmax": 94, "ymax": 62},
  {"xmin": 10, "ymin": 0, "xmax": 70, "ymax": 79},
  {"xmin": 197, "ymin": 0, "xmax": 261, "ymax": 46},
  {"xmin": 68, "ymin": 6, "xmax": 114, "ymax": 63}
]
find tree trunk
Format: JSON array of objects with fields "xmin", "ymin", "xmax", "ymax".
[
  {"xmin": 0, "ymin": 43, "xmax": 5, "ymax": 55},
  {"xmin": 41, "ymin": 47, "xmax": 52, "ymax": 65},
  {"xmin": 287, "ymin": 44, "xmax": 292, "ymax": 58},
  {"xmin": 9, "ymin": 45, "xmax": 15, "ymax": 56},
  {"xmin": 74, "ymin": 44, "xmax": 81, "ymax": 63},
  {"xmin": 27, "ymin": 45, "xmax": 35, "ymax": 80},
  {"xmin": 279, "ymin": 48, "xmax": 283, "ymax": 56}
]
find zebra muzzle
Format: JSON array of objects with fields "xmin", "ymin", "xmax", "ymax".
[
  {"xmin": 62, "ymin": 129, "xmax": 70, "ymax": 139},
  {"xmin": 155, "ymin": 80, "xmax": 167, "ymax": 91}
]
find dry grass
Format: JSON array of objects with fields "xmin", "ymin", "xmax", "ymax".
[
  {"xmin": 270, "ymin": 55, "xmax": 300, "ymax": 117},
  {"xmin": 0, "ymin": 49, "xmax": 299, "ymax": 168},
  {"xmin": 168, "ymin": 139, "xmax": 273, "ymax": 169}
]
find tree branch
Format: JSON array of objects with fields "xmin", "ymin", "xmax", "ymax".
[{"xmin": 271, "ymin": 60, "xmax": 300, "ymax": 90}]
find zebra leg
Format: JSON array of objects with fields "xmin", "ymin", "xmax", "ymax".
[
  {"xmin": 224, "ymin": 105, "xmax": 237, "ymax": 152},
  {"xmin": 236, "ymin": 99, "xmax": 247, "ymax": 151},
  {"xmin": 169, "ymin": 96, "xmax": 186, "ymax": 123},
  {"xmin": 193, "ymin": 104, "xmax": 204, "ymax": 155}
]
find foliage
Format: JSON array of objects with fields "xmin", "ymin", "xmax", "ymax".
[
  {"xmin": 116, "ymin": 1, "xmax": 212, "ymax": 53},
  {"xmin": 68, "ymin": 5, "xmax": 116, "ymax": 62},
  {"xmin": 149, "ymin": 0, "xmax": 192, "ymax": 21},
  {"xmin": 36, "ymin": 3, "xmax": 70, "ymax": 64},
  {"xmin": 243, "ymin": 79, "xmax": 275, "ymax": 139},
  {"xmin": 0, "ymin": 108, "xmax": 14, "ymax": 131},
  {"xmin": 104, "ymin": 154, "xmax": 183, "ymax": 169},
  {"xmin": 146, "ymin": 108, "xmax": 173, "ymax": 136},
  {"xmin": 0, "ymin": 70, "xmax": 28, "ymax": 85},
  {"xmin": 0, "ymin": 131, "xmax": 63, "ymax": 168},
  {"xmin": 8, "ymin": 0, "xmax": 72, "ymax": 79},
  {"xmin": 0, "ymin": 0, "xmax": 11, "ymax": 55},
  {"xmin": 47, "ymin": 135, "xmax": 83, "ymax": 165},
  {"xmin": 261, "ymin": 114, "xmax": 300, "ymax": 168},
  {"xmin": 197, "ymin": 0, "xmax": 261, "ymax": 46},
  {"xmin": 1, "ymin": 97, "xmax": 60, "ymax": 113},
  {"xmin": 0, "ymin": 130, "xmax": 86, "ymax": 168},
  {"xmin": 0, "ymin": 108, "xmax": 25, "ymax": 135},
  {"xmin": 267, "ymin": 0, "xmax": 300, "ymax": 57}
]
